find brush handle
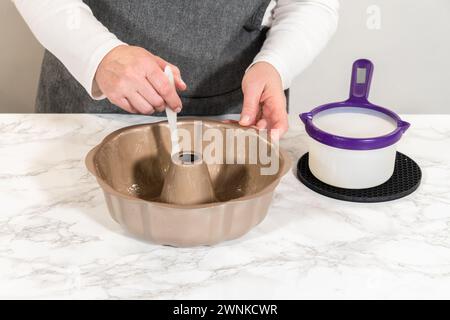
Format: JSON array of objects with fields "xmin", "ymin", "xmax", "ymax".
[{"xmin": 164, "ymin": 66, "xmax": 180, "ymax": 155}]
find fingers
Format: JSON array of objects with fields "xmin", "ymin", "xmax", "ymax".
[
  {"xmin": 240, "ymin": 77, "xmax": 288, "ymax": 139},
  {"xmin": 138, "ymin": 81, "xmax": 165, "ymax": 112},
  {"xmin": 146, "ymin": 67, "xmax": 183, "ymax": 112},
  {"xmin": 167, "ymin": 64, "xmax": 187, "ymax": 91},
  {"xmin": 127, "ymin": 92, "xmax": 155, "ymax": 114},
  {"xmin": 96, "ymin": 46, "xmax": 185, "ymax": 114},
  {"xmin": 240, "ymin": 82, "xmax": 264, "ymax": 126},
  {"xmin": 262, "ymin": 93, "xmax": 288, "ymax": 141},
  {"xmin": 108, "ymin": 96, "xmax": 137, "ymax": 114},
  {"xmin": 123, "ymin": 98, "xmax": 139, "ymax": 114},
  {"xmin": 256, "ymin": 118, "xmax": 268, "ymax": 130},
  {"xmin": 268, "ymin": 116, "xmax": 289, "ymax": 141},
  {"xmin": 154, "ymin": 56, "xmax": 187, "ymax": 91}
]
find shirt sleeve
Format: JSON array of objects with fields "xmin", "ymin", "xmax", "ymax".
[
  {"xmin": 13, "ymin": 0, "xmax": 126, "ymax": 99},
  {"xmin": 252, "ymin": 0, "xmax": 340, "ymax": 90}
]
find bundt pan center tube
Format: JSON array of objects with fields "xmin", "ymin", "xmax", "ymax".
[
  {"xmin": 85, "ymin": 119, "xmax": 291, "ymax": 247},
  {"xmin": 160, "ymin": 151, "xmax": 217, "ymax": 205}
]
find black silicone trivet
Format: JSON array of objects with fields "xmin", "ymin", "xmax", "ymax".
[{"xmin": 296, "ymin": 152, "xmax": 421, "ymax": 203}]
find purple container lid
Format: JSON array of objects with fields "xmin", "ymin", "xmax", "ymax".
[{"xmin": 300, "ymin": 59, "xmax": 410, "ymax": 150}]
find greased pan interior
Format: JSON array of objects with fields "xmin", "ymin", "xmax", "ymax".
[{"xmin": 86, "ymin": 119, "xmax": 291, "ymax": 246}]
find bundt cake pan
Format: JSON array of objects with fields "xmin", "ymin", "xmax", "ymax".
[{"xmin": 85, "ymin": 119, "xmax": 291, "ymax": 247}]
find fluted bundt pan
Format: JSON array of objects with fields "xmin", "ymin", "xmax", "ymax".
[{"xmin": 86, "ymin": 119, "xmax": 291, "ymax": 246}]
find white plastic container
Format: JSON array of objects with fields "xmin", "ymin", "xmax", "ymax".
[{"xmin": 300, "ymin": 59, "xmax": 410, "ymax": 189}]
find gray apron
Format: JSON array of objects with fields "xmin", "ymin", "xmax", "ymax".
[{"xmin": 36, "ymin": 0, "xmax": 286, "ymax": 115}]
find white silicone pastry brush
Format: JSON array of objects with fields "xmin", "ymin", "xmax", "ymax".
[{"xmin": 164, "ymin": 66, "xmax": 180, "ymax": 156}]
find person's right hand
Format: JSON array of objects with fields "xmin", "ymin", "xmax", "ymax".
[{"xmin": 95, "ymin": 45, "xmax": 186, "ymax": 114}]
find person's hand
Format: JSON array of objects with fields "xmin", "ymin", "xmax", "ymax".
[
  {"xmin": 95, "ymin": 45, "xmax": 187, "ymax": 114},
  {"xmin": 239, "ymin": 62, "xmax": 288, "ymax": 140}
]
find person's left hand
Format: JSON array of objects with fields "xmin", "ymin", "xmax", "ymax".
[{"xmin": 239, "ymin": 62, "xmax": 288, "ymax": 140}]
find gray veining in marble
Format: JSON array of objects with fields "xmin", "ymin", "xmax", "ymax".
[{"xmin": 0, "ymin": 114, "xmax": 449, "ymax": 299}]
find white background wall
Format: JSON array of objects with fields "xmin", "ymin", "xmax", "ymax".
[
  {"xmin": 1, "ymin": 0, "xmax": 449, "ymax": 113},
  {"xmin": 1, "ymin": 0, "xmax": 43, "ymax": 113}
]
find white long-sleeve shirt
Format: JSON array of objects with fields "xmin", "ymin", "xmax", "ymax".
[{"xmin": 13, "ymin": 0, "xmax": 339, "ymax": 99}]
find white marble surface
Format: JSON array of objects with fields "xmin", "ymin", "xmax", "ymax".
[{"xmin": 0, "ymin": 114, "xmax": 449, "ymax": 299}]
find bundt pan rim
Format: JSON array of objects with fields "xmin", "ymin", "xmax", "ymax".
[{"xmin": 85, "ymin": 118, "xmax": 292, "ymax": 210}]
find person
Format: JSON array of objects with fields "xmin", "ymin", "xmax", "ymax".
[{"xmin": 14, "ymin": 0, "xmax": 339, "ymax": 139}]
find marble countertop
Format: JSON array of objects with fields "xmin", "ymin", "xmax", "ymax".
[{"xmin": 0, "ymin": 114, "xmax": 449, "ymax": 299}]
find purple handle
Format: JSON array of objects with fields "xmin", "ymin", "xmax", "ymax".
[{"xmin": 348, "ymin": 59, "xmax": 373, "ymax": 103}]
